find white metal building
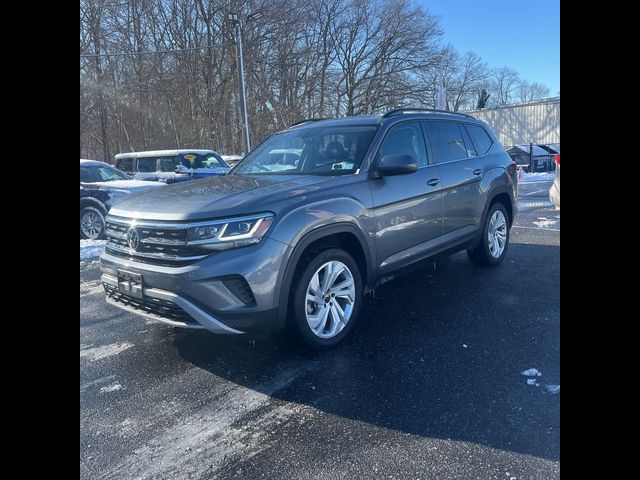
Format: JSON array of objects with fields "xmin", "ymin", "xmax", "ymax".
[{"xmin": 463, "ymin": 97, "xmax": 560, "ymax": 147}]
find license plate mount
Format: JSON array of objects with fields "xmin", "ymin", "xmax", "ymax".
[{"xmin": 117, "ymin": 270, "xmax": 144, "ymax": 299}]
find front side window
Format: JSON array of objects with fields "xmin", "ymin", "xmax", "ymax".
[
  {"xmin": 379, "ymin": 122, "xmax": 428, "ymax": 167},
  {"xmin": 137, "ymin": 158, "xmax": 157, "ymax": 172},
  {"xmin": 232, "ymin": 125, "xmax": 379, "ymax": 175},
  {"xmin": 159, "ymin": 156, "xmax": 181, "ymax": 172},
  {"xmin": 425, "ymin": 121, "xmax": 469, "ymax": 163}
]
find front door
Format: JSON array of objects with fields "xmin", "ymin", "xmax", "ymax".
[{"xmin": 369, "ymin": 121, "xmax": 443, "ymax": 273}]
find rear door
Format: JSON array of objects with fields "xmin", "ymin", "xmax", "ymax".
[
  {"xmin": 370, "ymin": 121, "xmax": 443, "ymax": 273},
  {"xmin": 424, "ymin": 121, "xmax": 485, "ymax": 242}
]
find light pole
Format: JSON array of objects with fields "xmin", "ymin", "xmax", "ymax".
[{"xmin": 228, "ymin": 13, "xmax": 255, "ymax": 155}]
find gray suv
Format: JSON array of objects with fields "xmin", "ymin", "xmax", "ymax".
[{"xmin": 100, "ymin": 109, "xmax": 518, "ymax": 349}]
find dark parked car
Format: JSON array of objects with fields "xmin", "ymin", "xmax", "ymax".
[
  {"xmin": 114, "ymin": 149, "xmax": 230, "ymax": 183},
  {"xmin": 80, "ymin": 159, "xmax": 164, "ymax": 239},
  {"xmin": 100, "ymin": 109, "xmax": 518, "ymax": 349}
]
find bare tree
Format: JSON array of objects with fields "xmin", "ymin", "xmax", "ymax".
[
  {"xmin": 490, "ymin": 66, "xmax": 520, "ymax": 106},
  {"xmin": 79, "ymin": 0, "xmax": 552, "ymax": 161},
  {"xmin": 517, "ymin": 80, "xmax": 551, "ymax": 102}
]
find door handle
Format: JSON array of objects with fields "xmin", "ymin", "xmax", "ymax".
[
  {"xmin": 427, "ymin": 178, "xmax": 440, "ymax": 186},
  {"xmin": 473, "ymin": 169, "xmax": 482, "ymax": 175}
]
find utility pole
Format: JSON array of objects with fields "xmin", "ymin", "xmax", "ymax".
[{"xmin": 228, "ymin": 13, "xmax": 251, "ymax": 155}]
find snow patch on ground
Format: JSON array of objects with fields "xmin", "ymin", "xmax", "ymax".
[
  {"xmin": 521, "ymin": 368, "xmax": 542, "ymax": 377},
  {"xmin": 533, "ymin": 217, "xmax": 558, "ymax": 228},
  {"xmin": 81, "ymin": 239, "xmax": 106, "ymax": 261},
  {"xmin": 105, "ymin": 361, "xmax": 319, "ymax": 479},
  {"xmin": 100, "ymin": 382, "xmax": 123, "ymax": 394},
  {"xmin": 80, "ymin": 342, "xmax": 134, "ymax": 362},
  {"xmin": 545, "ymin": 384, "xmax": 560, "ymax": 394},
  {"xmin": 521, "ymin": 171, "xmax": 555, "ymax": 183},
  {"xmin": 80, "ymin": 375, "xmax": 116, "ymax": 393},
  {"xmin": 80, "ymin": 280, "xmax": 104, "ymax": 298}
]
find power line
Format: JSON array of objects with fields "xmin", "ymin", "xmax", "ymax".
[{"xmin": 80, "ymin": 43, "xmax": 234, "ymax": 58}]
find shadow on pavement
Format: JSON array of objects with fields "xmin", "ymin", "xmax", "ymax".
[{"xmin": 173, "ymin": 242, "xmax": 560, "ymax": 461}]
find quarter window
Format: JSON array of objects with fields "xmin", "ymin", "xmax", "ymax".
[{"xmin": 465, "ymin": 124, "xmax": 494, "ymax": 156}]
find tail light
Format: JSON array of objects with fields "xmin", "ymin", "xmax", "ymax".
[{"xmin": 554, "ymin": 154, "xmax": 560, "ymax": 165}]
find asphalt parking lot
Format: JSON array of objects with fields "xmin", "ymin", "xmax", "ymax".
[{"xmin": 80, "ymin": 180, "xmax": 559, "ymax": 480}]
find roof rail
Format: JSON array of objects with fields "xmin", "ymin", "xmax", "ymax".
[
  {"xmin": 381, "ymin": 108, "xmax": 474, "ymax": 119},
  {"xmin": 288, "ymin": 117, "xmax": 331, "ymax": 127}
]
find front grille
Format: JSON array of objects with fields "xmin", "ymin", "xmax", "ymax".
[
  {"xmin": 104, "ymin": 284, "xmax": 198, "ymax": 325},
  {"xmin": 105, "ymin": 215, "xmax": 206, "ymax": 265}
]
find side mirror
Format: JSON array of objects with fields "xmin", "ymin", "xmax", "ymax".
[{"xmin": 378, "ymin": 154, "xmax": 418, "ymax": 176}]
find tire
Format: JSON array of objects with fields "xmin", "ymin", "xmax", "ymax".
[
  {"xmin": 290, "ymin": 248, "xmax": 363, "ymax": 350},
  {"xmin": 80, "ymin": 206, "xmax": 106, "ymax": 240},
  {"xmin": 467, "ymin": 202, "xmax": 510, "ymax": 266}
]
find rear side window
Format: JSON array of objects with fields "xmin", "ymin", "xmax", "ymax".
[
  {"xmin": 425, "ymin": 122, "xmax": 468, "ymax": 163},
  {"xmin": 465, "ymin": 124, "xmax": 494, "ymax": 156},
  {"xmin": 116, "ymin": 157, "xmax": 133, "ymax": 172},
  {"xmin": 379, "ymin": 122, "xmax": 428, "ymax": 167},
  {"xmin": 137, "ymin": 158, "xmax": 157, "ymax": 172}
]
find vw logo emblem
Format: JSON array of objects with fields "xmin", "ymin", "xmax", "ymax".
[{"xmin": 126, "ymin": 227, "xmax": 140, "ymax": 250}]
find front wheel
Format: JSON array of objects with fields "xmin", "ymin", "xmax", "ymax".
[
  {"xmin": 467, "ymin": 203, "xmax": 510, "ymax": 266},
  {"xmin": 80, "ymin": 206, "xmax": 106, "ymax": 239},
  {"xmin": 291, "ymin": 248, "xmax": 363, "ymax": 350}
]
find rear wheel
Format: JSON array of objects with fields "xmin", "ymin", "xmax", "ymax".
[
  {"xmin": 80, "ymin": 206, "xmax": 106, "ymax": 239},
  {"xmin": 290, "ymin": 248, "xmax": 363, "ymax": 350},
  {"xmin": 467, "ymin": 202, "xmax": 510, "ymax": 266}
]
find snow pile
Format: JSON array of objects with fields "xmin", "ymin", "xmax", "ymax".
[
  {"xmin": 520, "ymin": 171, "xmax": 555, "ymax": 183},
  {"xmin": 80, "ymin": 239, "xmax": 106, "ymax": 261},
  {"xmin": 545, "ymin": 385, "xmax": 560, "ymax": 394},
  {"xmin": 521, "ymin": 368, "xmax": 559, "ymax": 393}
]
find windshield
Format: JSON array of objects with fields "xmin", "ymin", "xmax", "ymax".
[
  {"xmin": 80, "ymin": 164, "xmax": 130, "ymax": 182},
  {"xmin": 232, "ymin": 125, "xmax": 378, "ymax": 176}
]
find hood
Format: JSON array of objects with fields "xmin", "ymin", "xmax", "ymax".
[
  {"xmin": 108, "ymin": 174, "xmax": 332, "ymax": 221},
  {"xmin": 87, "ymin": 179, "xmax": 165, "ymax": 193}
]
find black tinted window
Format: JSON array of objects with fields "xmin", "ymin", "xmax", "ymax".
[
  {"xmin": 159, "ymin": 156, "xmax": 180, "ymax": 172},
  {"xmin": 460, "ymin": 125, "xmax": 477, "ymax": 157},
  {"xmin": 379, "ymin": 122, "xmax": 428, "ymax": 167},
  {"xmin": 137, "ymin": 158, "xmax": 157, "ymax": 172},
  {"xmin": 465, "ymin": 124, "xmax": 494, "ymax": 155},
  {"xmin": 426, "ymin": 122, "xmax": 468, "ymax": 163},
  {"xmin": 116, "ymin": 157, "xmax": 133, "ymax": 172},
  {"xmin": 80, "ymin": 166, "xmax": 99, "ymax": 182}
]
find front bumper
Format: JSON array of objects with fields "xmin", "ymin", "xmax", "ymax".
[{"xmin": 99, "ymin": 237, "xmax": 291, "ymax": 333}]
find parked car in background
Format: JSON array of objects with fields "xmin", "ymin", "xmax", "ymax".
[
  {"xmin": 80, "ymin": 159, "xmax": 164, "ymax": 239},
  {"xmin": 100, "ymin": 109, "xmax": 518, "ymax": 349},
  {"xmin": 221, "ymin": 154, "xmax": 243, "ymax": 168},
  {"xmin": 114, "ymin": 149, "xmax": 230, "ymax": 183},
  {"xmin": 549, "ymin": 154, "xmax": 560, "ymax": 208}
]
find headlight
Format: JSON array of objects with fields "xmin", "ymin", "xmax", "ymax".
[{"xmin": 186, "ymin": 213, "xmax": 274, "ymax": 251}]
